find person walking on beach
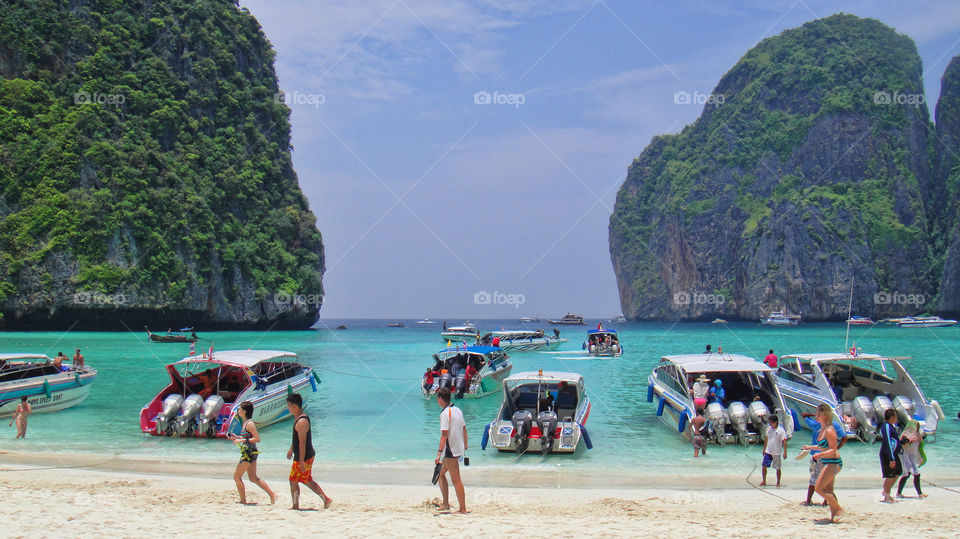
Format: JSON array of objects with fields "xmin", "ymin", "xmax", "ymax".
[
  {"xmin": 897, "ymin": 420, "xmax": 927, "ymax": 499},
  {"xmin": 8, "ymin": 396, "xmax": 30, "ymax": 439},
  {"xmin": 435, "ymin": 387, "xmax": 467, "ymax": 514},
  {"xmin": 799, "ymin": 412, "xmax": 846, "ymax": 506},
  {"xmin": 801, "ymin": 404, "xmax": 843, "ymax": 523},
  {"xmin": 760, "ymin": 415, "xmax": 787, "ymax": 487},
  {"xmin": 286, "ymin": 394, "xmax": 332, "ymax": 511},
  {"xmin": 879, "ymin": 409, "xmax": 902, "ymax": 503},
  {"xmin": 229, "ymin": 401, "xmax": 276, "ymax": 505}
]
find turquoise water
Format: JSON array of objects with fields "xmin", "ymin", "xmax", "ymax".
[{"xmin": 1, "ymin": 320, "xmax": 958, "ymax": 479}]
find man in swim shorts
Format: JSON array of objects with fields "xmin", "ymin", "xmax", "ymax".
[
  {"xmin": 286, "ymin": 393, "xmax": 332, "ymax": 510},
  {"xmin": 879, "ymin": 408, "xmax": 902, "ymax": 503}
]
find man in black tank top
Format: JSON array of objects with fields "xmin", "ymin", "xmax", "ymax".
[{"xmin": 286, "ymin": 393, "xmax": 332, "ymax": 510}]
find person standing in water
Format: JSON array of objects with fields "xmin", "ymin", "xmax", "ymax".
[
  {"xmin": 8, "ymin": 396, "xmax": 30, "ymax": 438},
  {"xmin": 229, "ymin": 401, "xmax": 276, "ymax": 505},
  {"xmin": 286, "ymin": 393, "xmax": 332, "ymax": 510},
  {"xmin": 802, "ymin": 404, "xmax": 843, "ymax": 522},
  {"xmin": 73, "ymin": 348, "xmax": 84, "ymax": 368}
]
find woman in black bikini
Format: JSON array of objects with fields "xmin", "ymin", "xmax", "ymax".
[{"xmin": 229, "ymin": 401, "xmax": 277, "ymax": 505}]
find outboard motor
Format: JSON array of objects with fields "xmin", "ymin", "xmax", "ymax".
[
  {"xmin": 893, "ymin": 396, "xmax": 916, "ymax": 425},
  {"xmin": 454, "ymin": 371, "xmax": 467, "ymax": 398},
  {"xmin": 872, "ymin": 395, "xmax": 894, "ymax": 425},
  {"xmin": 438, "ymin": 371, "xmax": 453, "ymax": 391},
  {"xmin": 536, "ymin": 411, "xmax": 559, "ymax": 455},
  {"xmin": 706, "ymin": 402, "xmax": 726, "ymax": 445},
  {"xmin": 197, "ymin": 395, "xmax": 225, "ymax": 437},
  {"xmin": 747, "ymin": 401, "xmax": 770, "ymax": 436},
  {"xmin": 727, "ymin": 402, "xmax": 750, "ymax": 445},
  {"xmin": 156, "ymin": 394, "xmax": 183, "ymax": 435},
  {"xmin": 852, "ymin": 396, "xmax": 878, "ymax": 441},
  {"xmin": 511, "ymin": 410, "xmax": 534, "ymax": 453},
  {"xmin": 174, "ymin": 394, "xmax": 204, "ymax": 436}
]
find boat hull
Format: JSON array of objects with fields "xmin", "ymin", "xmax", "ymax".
[
  {"xmin": 0, "ymin": 369, "xmax": 97, "ymax": 417},
  {"xmin": 424, "ymin": 364, "xmax": 514, "ymax": 399},
  {"xmin": 488, "ymin": 399, "xmax": 590, "ymax": 453}
]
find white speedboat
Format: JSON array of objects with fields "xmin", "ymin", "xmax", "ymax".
[
  {"xmin": 440, "ymin": 324, "xmax": 479, "ymax": 344},
  {"xmin": 610, "ymin": 314, "xmax": 627, "ymax": 323},
  {"xmin": 520, "ymin": 316, "xmax": 540, "ymax": 323},
  {"xmin": 478, "ymin": 330, "xmax": 568, "ymax": 352},
  {"xmin": 422, "ymin": 345, "xmax": 512, "ymax": 399},
  {"xmin": 896, "ymin": 316, "xmax": 957, "ymax": 328},
  {"xmin": 140, "ymin": 350, "xmax": 319, "ymax": 438},
  {"xmin": 583, "ymin": 327, "xmax": 622, "ymax": 357},
  {"xmin": 647, "ymin": 353, "xmax": 795, "ymax": 445},
  {"xmin": 481, "ymin": 370, "xmax": 592, "ymax": 455},
  {"xmin": 0, "ymin": 354, "xmax": 97, "ymax": 416},
  {"xmin": 549, "ymin": 313, "xmax": 585, "ymax": 325},
  {"xmin": 846, "ymin": 316, "xmax": 874, "ymax": 326},
  {"xmin": 417, "ymin": 318, "xmax": 437, "ymax": 324},
  {"xmin": 777, "ymin": 353, "xmax": 945, "ymax": 441},
  {"xmin": 760, "ymin": 311, "xmax": 801, "ymax": 326},
  {"xmin": 711, "ymin": 318, "xmax": 728, "ymax": 324}
]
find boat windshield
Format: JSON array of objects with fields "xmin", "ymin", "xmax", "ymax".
[{"xmin": 502, "ymin": 381, "xmax": 579, "ymax": 420}]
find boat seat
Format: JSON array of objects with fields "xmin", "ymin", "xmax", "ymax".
[{"xmin": 515, "ymin": 392, "xmax": 539, "ymax": 412}]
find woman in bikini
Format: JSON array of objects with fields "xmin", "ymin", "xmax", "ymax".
[
  {"xmin": 229, "ymin": 401, "xmax": 277, "ymax": 505},
  {"xmin": 802, "ymin": 404, "xmax": 843, "ymax": 522},
  {"xmin": 8, "ymin": 396, "xmax": 30, "ymax": 439}
]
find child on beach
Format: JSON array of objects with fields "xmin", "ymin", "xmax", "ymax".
[
  {"xmin": 8, "ymin": 396, "xmax": 30, "ymax": 438},
  {"xmin": 897, "ymin": 420, "xmax": 928, "ymax": 499},
  {"xmin": 760, "ymin": 415, "xmax": 787, "ymax": 487}
]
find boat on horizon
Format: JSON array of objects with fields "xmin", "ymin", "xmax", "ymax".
[
  {"xmin": 711, "ymin": 318, "xmax": 728, "ymax": 324},
  {"xmin": 583, "ymin": 326, "xmax": 622, "ymax": 357},
  {"xmin": 647, "ymin": 353, "xmax": 795, "ymax": 446},
  {"xmin": 481, "ymin": 370, "xmax": 592, "ymax": 455},
  {"xmin": 416, "ymin": 318, "xmax": 437, "ymax": 324},
  {"xmin": 896, "ymin": 316, "xmax": 957, "ymax": 328},
  {"xmin": 776, "ymin": 353, "xmax": 944, "ymax": 441},
  {"xmin": 145, "ymin": 326, "xmax": 198, "ymax": 343},
  {"xmin": 845, "ymin": 315, "xmax": 874, "ymax": 326},
  {"xmin": 422, "ymin": 345, "xmax": 512, "ymax": 399},
  {"xmin": 760, "ymin": 310, "xmax": 801, "ymax": 326},
  {"xmin": 519, "ymin": 315, "xmax": 540, "ymax": 323},
  {"xmin": 478, "ymin": 329, "xmax": 568, "ymax": 352},
  {"xmin": 548, "ymin": 313, "xmax": 585, "ymax": 325},
  {"xmin": 140, "ymin": 350, "xmax": 319, "ymax": 438},
  {"xmin": 386, "ymin": 322, "xmax": 405, "ymax": 327},
  {"xmin": 440, "ymin": 322, "xmax": 480, "ymax": 344},
  {"xmin": 0, "ymin": 353, "xmax": 97, "ymax": 417},
  {"xmin": 610, "ymin": 314, "xmax": 626, "ymax": 323}
]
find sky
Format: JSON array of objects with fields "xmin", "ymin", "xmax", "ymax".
[{"xmin": 239, "ymin": 0, "xmax": 960, "ymax": 319}]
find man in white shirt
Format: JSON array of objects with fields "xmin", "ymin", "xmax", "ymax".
[
  {"xmin": 760, "ymin": 414, "xmax": 788, "ymax": 487},
  {"xmin": 435, "ymin": 387, "xmax": 468, "ymax": 513}
]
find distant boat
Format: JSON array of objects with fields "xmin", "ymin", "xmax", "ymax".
[
  {"xmin": 416, "ymin": 319, "xmax": 437, "ymax": 324},
  {"xmin": 440, "ymin": 324, "xmax": 480, "ymax": 344},
  {"xmin": 845, "ymin": 316, "xmax": 874, "ymax": 326},
  {"xmin": 146, "ymin": 326, "xmax": 199, "ymax": 343},
  {"xmin": 711, "ymin": 318, "xmax": 728, "ymax": 324},
  {"xmin": 610, "ymin": 314, "xmax": 626, "ymax": 323},
  {"xmin": 519, "ymin": 316, "xmax": 540, "ymax": 323},
  {"xmin": 760, "ymin": 311, "xmax": 801, "ymax": 326},
  {"xmin": 478, "ymin": 330, "xmax": 568, "ymax": 352},
  {"xmin": 896, "ymin": 316, "xmax": 957, "ymax": 328},
  {"xmin": 876, "ymin": 317, "xmax": 911, "ymax": 325},
  {"xmin": 386, "ymin": 322, "xmax": 405, "ymax": 328},
  {"xmin": 549, "ymin": 313, "xmax": 585, "ymax": 325}
]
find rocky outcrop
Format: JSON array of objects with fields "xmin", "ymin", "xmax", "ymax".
[
  {"xmin": 0, "ymin": 1, "xmax": 324, "ymax": 329},
  {"xmin": 610, "ymin": 15, "xmax": 936, "ymax": 321},
  {"xmin": 935, "ymin": 57, "xmax": 960, "ymax": 313}
]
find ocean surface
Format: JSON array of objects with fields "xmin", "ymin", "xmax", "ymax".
[{"xmin": 1, "ymin": 319, "xmax": 958, "ymax": 481}]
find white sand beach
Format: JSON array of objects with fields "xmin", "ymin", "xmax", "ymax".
[{"xmin": 1, "ymin": 452, "xmax": 959, "ymax": 538}]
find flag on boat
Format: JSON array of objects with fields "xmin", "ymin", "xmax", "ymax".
[
  {"xmin": 208, "ymin": 345, "xmax": 214, "ymax": 359},
  {"xmin": 189, "ymin": 342, "xmax": 195, "ymax": 355}
]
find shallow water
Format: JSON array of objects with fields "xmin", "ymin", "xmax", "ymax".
[{"xmin": 1, "ymin": 320, "xmax": 957, "ymax": 481}]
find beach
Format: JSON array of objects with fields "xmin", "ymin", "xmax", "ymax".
[{"xmin": 1, "ymin": 451, "xmax": 959, "ymax": 538}]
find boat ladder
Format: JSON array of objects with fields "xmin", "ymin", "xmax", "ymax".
[{"xmin": 558, "ymin": 417, "xmax": 576, "ymax": 449}]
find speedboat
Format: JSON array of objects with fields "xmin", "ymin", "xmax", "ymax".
[
  {"xmin": 776, "ymin": 353, "xmax": 945, "ymax": 441},
  {"xmin": 877, "ymin": 317, "xmax": 911, "ymax": 325},
  {"xmin": 647, "ymin": 353, "xmax": 795, "ymax": 445},
  {"xmin": 478, "ymin": 330, "xmax": 568, "ymax": 352},
  {"xmin": 846, "ymin": 316, "xmax": 874, "ymax": 326},
  {"xmin": 146, "ymin": 326, "xmax": 198, "ymax": 343},
  {"xmin": 140, "ymin": 350, "xmax": 319, "ymax": 438},
  {"xmin": 760, "ymin": 311, "xmax": 801, "ymax": 326},
  {"xmin": 481, "ymin": 370, "xmax": 592, "ymax": 454},
  {"xmin": 422, "ymin": 345, "xmax": 512, "ymax": 399},
  {"xmin": 548, "ymin": 313, "xmax": 585, "ymax": 325},
  {"xmin": 583, "ymin": 327, "xmax": 622, "ymax": 357},
  {"xmin": 520, "ymin": 316, "xmax": 540, "ymax": 323},
  {"xmin": 440, "ymin": 324, "xmax": 479, "ymax": 344},
  {"xmin": 711, "ymin": 318, "xmax": 728, "ymax": 324},
  {"xmin": 610, "ymin": 314, "xmax": 627, "ymax": 323},
  {"xmin": 896, "ymin": 316, "xmax": 957, "ymax": 328},
  {"xmin": 0, "ymin": 354, "xmax": 97, "ymax": 416},
  {"xmin": 416, "ymin": 318, "xmax": 437, "ymax": 324},
  {"xmin": 386, "ymin": 322, "xmax": 405, "ymax": 328}
]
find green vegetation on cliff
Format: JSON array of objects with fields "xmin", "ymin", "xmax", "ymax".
[{"xmin": 0, "ymin": 0, "xmax": 324, "ymax": 327}]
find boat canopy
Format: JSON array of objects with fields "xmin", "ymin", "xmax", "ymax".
[
  {"xmin": 0, "ymin": 353, "xmax": 52, "ymax": 362},
  {"xmin": 660, "ymin": 353, "xmax": 772, "ymax": 373},
  {"xmin": 781, "ymin": 353, "xmax": 911, "ymax": 365},
  {"xmin": 587, "ymin": 329, "xmax": 617, "ymax": 335},
  {"xmin": 436, "ymin": 345, "xmax": 501, "ymax": 357},
  {"xmin": 174, "ymin": 350, "xmax": 299, "ymax": 369},
  {"xmin": 505, "ymin": 371, "xmax": 583, "ymax": 385}
]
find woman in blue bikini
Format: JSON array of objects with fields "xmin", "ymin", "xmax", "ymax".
[
  {"xmin": 802, "ymin": 404, "xmax": 843, "ymax": 522},
  {"xmin": 229, "ymin": 401, "xmax": 277, "ymax": 505}
]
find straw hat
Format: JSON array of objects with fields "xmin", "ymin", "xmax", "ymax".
[{"xmin": 696, "ymin": 374, "xmax": 710, "ymax": 383}]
